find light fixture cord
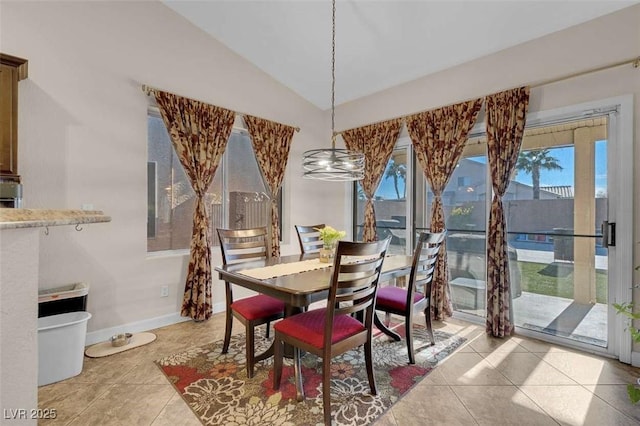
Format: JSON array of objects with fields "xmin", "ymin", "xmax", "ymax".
[{"xmin": 331, "ymin": 0, "xmax": 336, "ymax": 149}]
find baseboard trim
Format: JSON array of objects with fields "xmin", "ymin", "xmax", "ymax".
[
  {"xmin": 212, "ymin": 302, "xmax": 225, "ymax": 315},
  {"xmin": 85, "ymin": 312, "xmax": 190, "ymax": 346},
  {"xmin": 85, "ymin": 303, "xmax": 227, "ymax": 346}
]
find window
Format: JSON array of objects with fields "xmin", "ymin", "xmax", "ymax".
[
  {"xmin": 147, "ymin": 109, "xmax": 278, "ymax": 253},
  {"xmin": 352, "ymin": 143, "xmax": 411, "ymax": 255},
  {"xmin": 457, "ymin": 176, "xmax": 470, "ymax": 187}
]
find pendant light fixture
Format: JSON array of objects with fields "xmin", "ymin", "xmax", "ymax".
[{"xmin": 302, "ymin": 0, "xmax": 365, "ymax": 181}]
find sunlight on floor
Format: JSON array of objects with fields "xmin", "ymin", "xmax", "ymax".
[{"xmin": 37, "ymin": 314, "xmax": 640, "ymax": 425}]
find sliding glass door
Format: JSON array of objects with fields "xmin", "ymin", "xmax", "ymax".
[
  {"xmin": 414, "ymin": 103, "xmax": 629, "ymax": 357},
  {"xmin": 353, "ymin": 95, "xmax": 633, "ymax": 360},
  {"xmin": 508, "ymin": 94, "xmax": 633, "ymax": 363},
  {"xmin": 507, "ymin": 117, "xmax": 609, "ymax": 348}
]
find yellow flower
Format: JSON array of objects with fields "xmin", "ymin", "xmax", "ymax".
[{"xmin": 315, "ymin": 225, "xmax": 346, "ymax": 246}]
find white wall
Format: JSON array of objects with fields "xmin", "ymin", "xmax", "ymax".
[
  {"xmin": 334, "ymin": 5, "xmax": 640, "ymax": 129},
  {"xmin": 0, "ymin": 1, "xmax": 348, "ymax": 336}
]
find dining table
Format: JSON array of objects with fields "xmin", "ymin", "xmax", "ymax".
[{"xmin": 214, "ymin": 252, "xmax": 414, "ymax": 358}]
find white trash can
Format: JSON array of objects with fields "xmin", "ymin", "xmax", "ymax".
[
  {"xmin": 38, "ymin": 282, "xmax": 89, "ymax": 317},
  {"xmin": 38, "ymin": 311, "xmax": 92, "ymax": 386}
]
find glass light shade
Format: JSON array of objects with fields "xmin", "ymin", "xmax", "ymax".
[{"xmin": 302, "ymin": 148, "xmax": 365, "ymax": 181}]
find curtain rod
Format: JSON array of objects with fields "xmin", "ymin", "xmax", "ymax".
[
  {"xmin": 337, "ymin": 56, "xmax": 640, "ymax": 135},
  {"xmin": 531, "ymin": 56, "xmax": 639, "ymax": 88},
  {"xmin": 141, "ymin": 84, "xmax": 300, "ymax": 132}
]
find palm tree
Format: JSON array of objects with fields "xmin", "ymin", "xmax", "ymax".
[
  {"xmin": 384, "ymin": 158, "xmax": 407, "ymax": 199},
  {"xmin": 516, "ymin": 148, "xmax": 563, "ymax": 199}
]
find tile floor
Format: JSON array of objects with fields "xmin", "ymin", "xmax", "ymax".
[{"xmin": 38, "ymin": 314, "xmax": 640, "ymax": 425}]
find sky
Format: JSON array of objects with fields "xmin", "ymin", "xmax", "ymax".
[
  {"xmin": 375, "ymin": 140, "xmax": 608, "ymax": 200},
  {"xmin": 512, "ymin": 141, "xmax": 607, "ymax": 197}
]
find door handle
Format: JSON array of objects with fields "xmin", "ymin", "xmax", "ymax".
[{"xmin": 601, "ymin": 221, "xmax": 616, "ymax": 248}]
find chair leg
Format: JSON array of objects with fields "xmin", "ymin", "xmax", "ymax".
[
  {"xmin": 364, "ymin": 338, "xmax": 377, "ymax": 395},
  {"xmin": 222, "ymin": 308, "xmax": 233, "ymax": 354},
  {"xmin": 245, "ymin": 325, "xmax": 255, "ymax": 378},
  {"xmin": 322, "ymin": 357, "xmax": 332, "ymax": 426},
  {"xmin": 293, "ymin": 347, "xmax": 305, "ymax": 402},
  {"xmin": 424, "ymin": 307, "xmax": 435, "ymax": 346},
  {"xmin": 273, "ymin": 335, "xmax": 283, "ymax": 390},
  {"xmin": 406, "ymin": 317, "xmax": 415, "ymax": 365},
  {"xmin": 265, "ymin": 321, "xmax": 271, "ymax": 339}
]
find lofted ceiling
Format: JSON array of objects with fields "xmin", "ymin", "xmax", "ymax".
[{"xmin": 164, "ymin": 0, "xmax": 637, "ymax": 110}]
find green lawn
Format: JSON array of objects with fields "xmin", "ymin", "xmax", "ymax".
[{"xmin": 517, "ymin": 261, "xmax": 608, "ymax": 304}]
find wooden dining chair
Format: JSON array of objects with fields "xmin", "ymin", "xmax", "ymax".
[
  {"xmin": 272, "ymin": 237, "xmax": 391, "ymax": 425},
  {"xmin": 373, "ymin": 231, "xmax": 446, "ymax": 364},
  {"xmin": 294, "ymin": 224, "xmax": 325, "ymax": 254},
  {"xmin": 217, "ymin": 227, "xmax": 285, "ymax": 378}
]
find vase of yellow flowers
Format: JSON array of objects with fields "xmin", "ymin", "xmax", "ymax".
[{"xmin": 316, "ymin": 225, "xmax": 346, "ymax": 263}]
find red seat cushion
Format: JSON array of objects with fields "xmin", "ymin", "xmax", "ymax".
[
  {"xmin": 231, "ymin": 295, "xmax": 284, "ymax": 321},
  {"xmin": 274, "ymin": 308, "xmax": 365, "ymax": 349},
  {"xmin": 376, "ymin": 286, "xmax": 424, "ymax": 312}
]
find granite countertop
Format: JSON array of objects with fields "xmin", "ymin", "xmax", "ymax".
[{"xmin": 0, "ymin": 209, "xmax": 111, "ymax": 229}]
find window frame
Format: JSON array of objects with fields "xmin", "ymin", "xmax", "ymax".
[{"xmin": 146, "ymin": 108, "xmax": 284, "ymax": 255}]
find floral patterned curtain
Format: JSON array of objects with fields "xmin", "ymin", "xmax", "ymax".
[
  {"xmin": 342, "ymin": 119, "xmax": 403, "ymax": 242},
  {"xmin": 244, "ymin": 115, "xmax": 296, "ymax": 257},
  {"xmin": 485, "ymin": 87, "xmax": 530, "ymax": 337},
  {"xmin": 155, "ymin": 90, "xmax": 235, "ymax": 321},
  {"xmin": 406, "ymin": 99, "xmax": 483, "ymax": 320}
]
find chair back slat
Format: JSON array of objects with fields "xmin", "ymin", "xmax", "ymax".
[
  {"xmin": 225, "ymin": 237, "xmax": 265, "ymax": 252},
  {"xmin": 225, "ymin": 250, "xmax": 267, "ymax": 263},
  {"xmin": 419, "ymin": 245, "xmax": 441, "ymax": 258},
  {"xmin": 324, "ymin": 238, "xmax": 391, "ymax": 344},
  {"xmin": 335, "ymin": 284, "xmax": 377, "ymax": 310},
  {"xmin": 407, "ymin": 231, "xmax": 446, "ymax": 303},
  {"xmin": 338, "ymin": 257, "xmax": 383, "ymax": 273},
  {"xmin": 217, "ymin": 227, "xmax": 270, "ymax": 265},
  {"xmin": 295, "ymin": 224, "xmax": 326, "ymax": 254},
  {"xmin": 335, "ymin": 275, "xmax": 377, "ymax": 291}
]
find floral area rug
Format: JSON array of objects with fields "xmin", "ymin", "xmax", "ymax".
[{"xmin": 155, "ymin": 323, "xmax": 465, "ymax": 426}]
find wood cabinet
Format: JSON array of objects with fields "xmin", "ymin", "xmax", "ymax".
[{"xmin": 0, "ymin": 54, "xmax": 28, "ymax": 179}]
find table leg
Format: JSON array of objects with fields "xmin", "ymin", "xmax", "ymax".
[
  {"xmin": 283, "ymin": 304, "xmax": 304, "ymax": 358},
  {"xmin": 254, "ymin": 344, "xmax": 274, "ymax": 362},
  {"xmin": 253, "ymin": 304, "xmax": 305, "ymax": 361},
  {"xmin": 374, "ymin": 313, "xmax": 401, "ymax": 341}
]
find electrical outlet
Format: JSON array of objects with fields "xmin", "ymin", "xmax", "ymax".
[{"xmin": 160, "ymin": 285, "xmax": 169, "ymax": 297}]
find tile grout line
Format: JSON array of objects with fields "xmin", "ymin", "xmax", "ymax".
[
  {"xmin": 512, "ymin": 342, "xmax": 636, "ymax": 425},
  {"xmin": 62, "ymin": 383, "xmax": 117, "ymax": 426},
  {"xmin": 449, "ymin": 340, "xmax": 510, "ymax": 425},
  {"xmin": 527, "ymin": 345, "xmax": 640, "ymax": 419},
  {"xmin": 576, "ymin": 382, "xmax": 640, "ymax": 424},
  {"xmin": 446, "ymin": 385, "xmax": 481, "ymax": 426},
  {"xmin": 143, "ymin": 383, "xmax": 181, "ymax": 426},
  {"xmin": 474, "ymin": 339, "xmax": 563, "ymax": 425}
]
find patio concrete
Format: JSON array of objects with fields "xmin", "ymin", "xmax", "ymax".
[
  {"xmin": 455, "ymin": 291, "xmax": 608, "ymax": 348},
  {"xmin": 513, "ymin": 292, "xmax": 608, "ymax": 347}
]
